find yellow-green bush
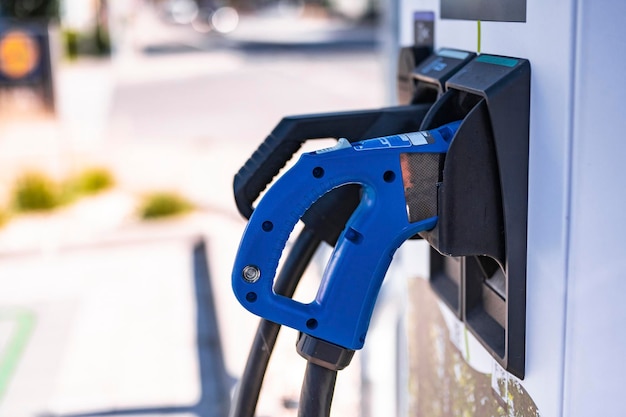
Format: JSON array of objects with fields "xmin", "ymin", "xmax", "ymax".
[
  {"xmin": 0, "ymin": 207, "xmax": 9, "ymax": 228},
  {"xmin": 138, "ymin": 192, "xmax": 194, "ymax": 220},
  {"xmin": 9, "ymin": 167, "xmax": 115, "ymax": 215},
  {"xmin": 71, "ymin": 167, "xmax": 115, "ymax": 196},
  {"xmin": 11, "ymin": 171, "xmax": 60, "ymax": 212}
]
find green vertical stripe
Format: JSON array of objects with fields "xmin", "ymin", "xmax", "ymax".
[
  {"xmin": 0, "ymin": 310, "xmax": 36, "ymax": 401},
  {"xmin": 477, "ymin": 20, "xmax": 482, "ymax": 54},
  {"xmin": 464, "ymin": 326, "xmax": 471, "ymax": 362}
]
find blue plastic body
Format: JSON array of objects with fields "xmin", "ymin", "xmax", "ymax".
[{"xmin": 232, "ymin": 121, "xmax": 461, "ymax": 349}]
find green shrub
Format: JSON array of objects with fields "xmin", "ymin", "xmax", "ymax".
[
  {"xmin": 11, "ymin": 171, "xmax": 60, "ymax": 212},
  {"xmin": 63, "ymin": 29, "xmax": 79, "ymax": 60},
  {"xmin": 8, "ymin": 167, "xmax": 116, "ymax": 215},
  {"xmin": 71, "ymin": 167, "xmax": 115, "ymax": 196},
  {"xmin": 138, "ymin": 192, "xmax": 194, "ymax": 220},
  {"xmin": 0, "ymin": 207, "xmax": 9, "ymax": 228}
]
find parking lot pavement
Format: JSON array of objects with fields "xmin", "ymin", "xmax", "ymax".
[{"xmin": 0, "ymin": 233, "xmax": 210, "ymax": 416}]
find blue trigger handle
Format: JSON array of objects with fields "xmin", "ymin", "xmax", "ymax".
[{"xmin": 232, "ymin": 120, "xmax": 461, "ymax": 349}]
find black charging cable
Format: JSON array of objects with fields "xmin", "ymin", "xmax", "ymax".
[
  {"xmin": 298, "ymin": 362, "xmax": 337, "ymax": 417},
  {"xmin": 229, "ymin": 226, "xmax": 323, "ymax": 417},
  {"xmin": 296, "ymin": 333, "xmax": 354, "ymax": 417}
]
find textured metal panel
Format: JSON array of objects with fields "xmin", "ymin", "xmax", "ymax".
[{"xmin": 401, "ymin": 152, "xmax": 441, "ymax": 222}]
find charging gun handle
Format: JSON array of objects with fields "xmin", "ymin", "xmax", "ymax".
[
  {"xmin": 233, "ymin": 105, "xmax": 432, "ymax": 219},
  {"xmin": 233, "ymin": 147, "xmax": 438, "ymax": 349},
  {"xmin": 233, "ymin": 121, "xmax": 459, "ymax": 349}
]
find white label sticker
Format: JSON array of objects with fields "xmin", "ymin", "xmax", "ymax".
[{"xmin": 405, "ymin": 131, "xmax": 428, "ymax": 146}]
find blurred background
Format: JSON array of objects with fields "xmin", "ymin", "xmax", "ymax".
[{"xmin": 0, "ymin": 0, "xmax": 392, "ymax": 416}]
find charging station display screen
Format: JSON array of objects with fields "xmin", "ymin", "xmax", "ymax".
[{"xmin": 441, "ymin": 0, "xmax": 526, "ymax": 22}]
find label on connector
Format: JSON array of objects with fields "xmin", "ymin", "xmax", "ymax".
[{"xmin": 353, "ymin": 132, "xmax": 428, "ymax": 151}]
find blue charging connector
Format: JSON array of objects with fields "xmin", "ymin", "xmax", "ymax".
[{"xmin": 232, "ymin": 120, "xmax": 461, "ymax": 350}]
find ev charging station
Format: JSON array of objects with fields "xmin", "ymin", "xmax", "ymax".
[
  {"xmin": 391, "ymin": 1, "xmax": 626, "ymax": 416},
  {"xmin": 229, "ymin": 1, "xmax": 626, "ymax": 417}
]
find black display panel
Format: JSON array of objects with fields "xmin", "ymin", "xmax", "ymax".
[{"xmin": 441, "ymin": 0, "xmax": 526, "ymax": 22}]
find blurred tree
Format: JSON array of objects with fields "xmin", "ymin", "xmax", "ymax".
[{"xmin": 0, "ymin": 0, "xmax": 59, "ymax": 19}]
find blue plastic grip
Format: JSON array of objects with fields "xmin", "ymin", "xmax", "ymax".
[{"xmin": 232, "ymin": 121, "xmax": 460, "ymax": 349}]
